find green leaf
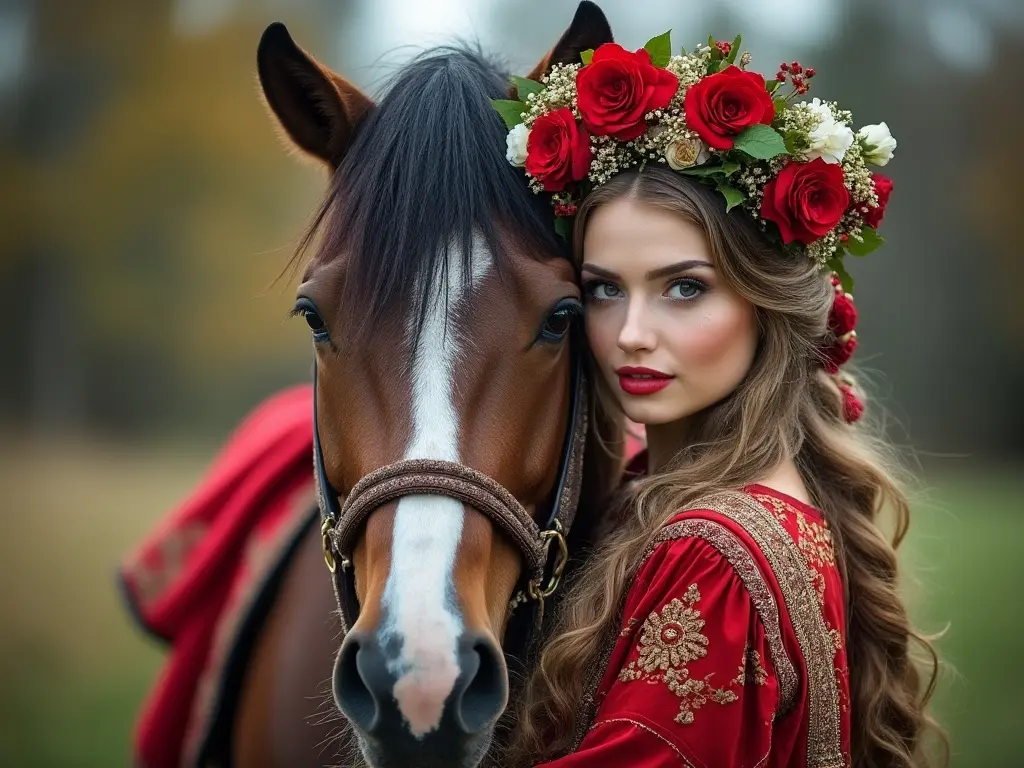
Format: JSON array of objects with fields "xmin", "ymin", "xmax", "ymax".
[
  {"xmin": 644, "ymin": 30, "xmax": 672, "ymax": 68},
  {"xmin": 491, "ymin": 99, "xmax": 528, "ymax": 130},
  {"xmin": 783, "ymin": 131, "xmax": 803, "ymax": 155},
  {"xmin": 725, "ymin": 34, "xmax": 742, "ymax": 65},
  {"xmin": 717, "ymin": 183, "xmax": 745, "ymax": 212},
  {"xmin": 827, "ymin": 257, "xmax": 855, "ymax": 292},
  {"xmin": 847, "ymin": 227, "xmax": 885, "ymax": 257},
  {"xmin": 580, "ymin": 48, "xmax": 594, "ymax": 66},
  {"xmin": 510, "ymin": 75, "xmax": 543, "ymax": 103},
  {"xmin": 733, "ymin": 124, "xmax": 788, "ymax": 160},
  {"xmin": 773, "ymin": 97, "xmax": 789, "ymax": 117},
  {"xmin": 766, "ymin": 79, "xmax": 781, "ymax": 94},
  {"xmin": 554, "ymin": 216, "xmax": 573, "ymax": 242},
  {"xmin": 679, "ymin": 160, "xmax": 740, "ymax": 177}
]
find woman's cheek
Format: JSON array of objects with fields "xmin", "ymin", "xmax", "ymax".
[{"xmin": 667, "ymin": 304, "xmax": 754, "ymax": 369}]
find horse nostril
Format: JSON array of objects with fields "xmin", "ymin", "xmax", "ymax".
[
  {"xmin": 454, "ymin": 633, "xmax": 508, "ymax": 734},
  {"xmin": 333, "ymin": 633, "xmax": 380, "ymax": 733}
]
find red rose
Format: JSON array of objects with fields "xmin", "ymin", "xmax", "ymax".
[
  {"xmin": 760, "ymin": 158, "xmax": 850, "ymax": 245},
  {"xmin": 576, "ymin": 43, "xmax": 678, "ymax": 141},
  {"xmin": 525, "ymin": 108, "xmax": 592, "ymax": 192},
  {"xmin": 862, "ymin": 173, "xmax": 893, "ymax": 229},
  {"xmin": 683, "ymin": 65, "xmax": 775, "ymax": 150}
]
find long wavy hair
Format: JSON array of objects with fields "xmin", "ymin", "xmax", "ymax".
[{"xmin": 505, "ymin": 167, "xmax": 945, "ymax": 768}]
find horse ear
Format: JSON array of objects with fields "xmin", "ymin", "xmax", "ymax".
[
  {"xmin": 257, "ymin": 22, "xmax": 373, "ymax": 169},
  {"xmin": 521, "ymin": 1, "xmax": 614, "ymax": 87}
]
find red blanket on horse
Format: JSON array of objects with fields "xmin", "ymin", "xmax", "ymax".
[{"xmin": 120, "ymin": 386, "xmax": 317, "ymax": 768}]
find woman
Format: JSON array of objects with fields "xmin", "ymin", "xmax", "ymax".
[{"xmin": 497, "ymin": 30, "xmax": 943, "ymax": 768}]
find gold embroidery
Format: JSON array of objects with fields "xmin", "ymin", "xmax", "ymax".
[
  {"xmin": 752, "ymin": 492, "xmax": 837, "ymax": 569},
  {"xmin": 797, "ymin": 513, "xmax": 836, "ymax": 568},
  {"xmin": 733, "ymin": 644, "xmax": 769, "ymax": 687},
  {"xmin": 616, "ymin": 584, "xmax": 760, "ymax": 726},
  {"xmin": 752, "ymin": 492, "xmax": 789, "ymax": 524},
  {"xmin": 619, "ymin": 616, "xmax": 639, "ymax": 638},
  {"xmin": 695, "ymin": 492, "xmax": 845, "ymax": 768},
  {"xmin": 647, "ymin": 519, "xmax": 797, "ymax": 713},
  {"xmin": 619, "ymin": 585, "xmax": 708, "ymax": 681}
]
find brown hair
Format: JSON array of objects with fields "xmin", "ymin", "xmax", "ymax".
[{"xmin": 505, "ymin": 167, "xmax": 945, "ymax": 767}]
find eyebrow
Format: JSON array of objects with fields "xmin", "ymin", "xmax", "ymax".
[{"xmin": 581, "ymin": 260, "xmax": 714, "ymax": 281}]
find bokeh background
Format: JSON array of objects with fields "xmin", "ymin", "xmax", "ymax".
[{"xmin": 1, "ymin": 0, "xmax": 1021, "ymax": 765}]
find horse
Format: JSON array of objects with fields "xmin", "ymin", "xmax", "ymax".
[{"xmin": 226, "ymin": 4, "xmax": 621, "ymax": 767}]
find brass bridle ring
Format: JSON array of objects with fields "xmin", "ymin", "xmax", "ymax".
[{"xmin": 528, "ymin": 521, "xmax": 569, "ymax": 601}]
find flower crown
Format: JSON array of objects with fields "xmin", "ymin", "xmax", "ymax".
[
  {"xmin": 493, "ymin": 32, "xmax": 888, "ymax": 423},
  {"xmin": 492, "ymin": 32, "xmax": 896, "ymax": 294}
]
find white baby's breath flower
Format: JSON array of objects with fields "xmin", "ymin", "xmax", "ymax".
[
  {"xmin": 857, "ymin": 122, "xmax": 896, "ymax": 166},
  {"xmin": 665, "ymin": 137, "xmax": 708, "ymax": 170},
  {"xmin": 505, "ymin": 123, "xmax": 530, "ymax": 167},
  {"xmin": 806, "ymin": 98, "xmax": 854, "ymax": 164}
]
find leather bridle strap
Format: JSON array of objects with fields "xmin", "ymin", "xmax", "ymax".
[{"xmin": 329, "ymin": 459, "xmax": 548, "ymax": 576}]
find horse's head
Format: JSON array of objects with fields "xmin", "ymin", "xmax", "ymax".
[{"xmin": 257, "ymin": 4, "xmax": 614, "ymax": 767}]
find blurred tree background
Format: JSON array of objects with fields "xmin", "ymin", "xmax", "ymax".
[{"xmin": 0, "ymin": 0, "xmax": 1020, "ymax": 765}]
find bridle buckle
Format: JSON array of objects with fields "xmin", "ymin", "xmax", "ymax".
[{"xmin": 528, "ymin": 520, "xmax": 569, "ymax": 602}]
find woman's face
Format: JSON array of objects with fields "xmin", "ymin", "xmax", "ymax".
[{"xmin": 582, "ymin": 198, "xmax": 758, "ymax": 427}]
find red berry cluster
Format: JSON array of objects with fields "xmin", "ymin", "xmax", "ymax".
[
  {"xmin": 553, "ymin": 202, "xmax": 578, "ymax": 218},
  {"xmin": 819, "ymin": 275, "xmax": 865, "ymax": 423},
  {"xmin": 715, "ymin": 40, "xmax": 732, "ymax": 56},
  {"xmin": 775, "ymin": 61, "xmax": 815, "ymax": 94}
]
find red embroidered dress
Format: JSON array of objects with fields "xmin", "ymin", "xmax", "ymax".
[{"xmin": 537, "ymin": 485, "xmax": 851, "ymax": 768}]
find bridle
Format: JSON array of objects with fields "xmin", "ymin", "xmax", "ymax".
[{"xmin": 313, "ymin": 337, "xmax": 588, "ymax": 638}]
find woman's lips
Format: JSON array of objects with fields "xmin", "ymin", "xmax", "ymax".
[{"xmin": 616, "ymin": 367, "xmax": 674, "ymax": 396}]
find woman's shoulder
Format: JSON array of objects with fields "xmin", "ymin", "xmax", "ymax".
[{"xmin": 653, "ymin": 484, "xmax": 835, "ymax": 571}]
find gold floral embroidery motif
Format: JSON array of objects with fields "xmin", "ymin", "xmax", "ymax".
[
  {"xmin": 619, "ymin": 584, "xmax": 708, "ymax": 681},
  {"xmin": 618, "ymin": 584, "xmax": 756, "ymax": 725}
]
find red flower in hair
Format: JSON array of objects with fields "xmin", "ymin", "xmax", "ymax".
[
  {"xmin": 862, "ymin": 173, "xmax": 893, "ymax": 229},
  {"xmin": 525, "ymin": 108, "xmax": 592, "ymax": 192},
  {"xmin": 576, "ymin": 43, "xmax": 678, "ymax": 141},
  {"xmin": 838, "ymin": 381, "xmax": 865, "ymax": 424},
  {"xmin": 829, "ymin": 291, "xmax": 857, "ymax": 337},
  {"xmin": 683, "ymin": 65, "xmax": 775, "ymax": 150},
  {"xmin": 821, "ymin": 333, "xmax": 857, "ymax": 374}
]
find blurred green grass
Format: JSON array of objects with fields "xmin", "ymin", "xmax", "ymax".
[{"xmin": 0, "ymin": 440, "xmax": 1019, "ymax": 766}]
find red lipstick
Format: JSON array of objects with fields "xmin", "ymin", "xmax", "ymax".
[{"xmin": 616, "ymin": 366, "xmax": 674, "ymax": 396}]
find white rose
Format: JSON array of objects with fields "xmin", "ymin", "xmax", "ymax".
[
  {"xmin": 805, "ymin": 98, "xmax": 854, "ymax": 165},
  {"xmin": 665, "ymin": 137, "xmax": 708, "ymax": 170},
  {"xmin": 857, "ymin": 122, "xmax": 896, "ymax": 166},
  {"xmin": 505, "ymin": 123, "xmax": 530, "ymax": 167}
]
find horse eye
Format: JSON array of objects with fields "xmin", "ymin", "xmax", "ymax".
[
  {"xmin": 303, "ymin": 309, "xmax": 325, "ymax": 333},
  {"xmin": 539, "ymin": 301, "xmax": 580, "ymax": 343}
]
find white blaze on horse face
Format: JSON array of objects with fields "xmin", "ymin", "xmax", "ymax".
[{"xmin": 383, "ymin": 236, "xmax": 492, "ymax": 738}]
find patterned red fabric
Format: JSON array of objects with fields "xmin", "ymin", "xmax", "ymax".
[
  {"xmin": 538, "ymin": 485, "xmax": 851, "ymax": 768},
  {"xmin": 120, "ymin": 385, "xmax": 316, "ymax": 768}
]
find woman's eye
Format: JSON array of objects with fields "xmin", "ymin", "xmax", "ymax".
[
  {"xmin": 588, "ymin": 282, "xmax": 622, "ymax": 301},
  {"xmin": 667, "ymin": 279, "xmax": 706, "ymax": 301}
]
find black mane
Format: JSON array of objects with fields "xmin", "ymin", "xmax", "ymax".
[{"xmin": 303, "ymin": 45, "xmax": 562, "ymax": 342}]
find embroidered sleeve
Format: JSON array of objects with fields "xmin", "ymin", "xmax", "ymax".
[{"xmin": 547, "ymin": 536, "xmax": 783, "ymax": 768}]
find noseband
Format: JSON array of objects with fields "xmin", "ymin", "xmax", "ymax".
[{"xmin": 313, "ymin": 341, "xmax": 588, "ymax": 637}]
